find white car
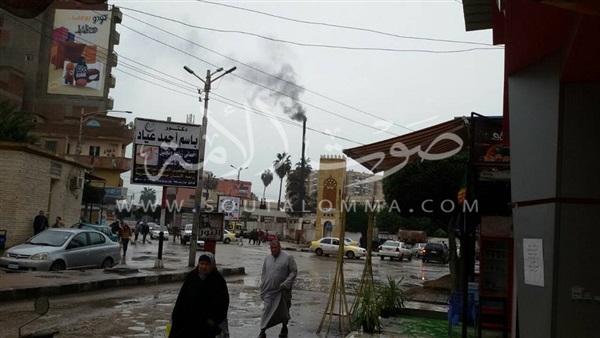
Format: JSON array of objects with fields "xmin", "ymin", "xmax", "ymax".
[
  {"xmin": 222, "ymin": 229, "xmax": 236, "ymax": 244},
  {"xmin": 310, "ymin": 237, "xmax": 366, "ymax": 259},
  {"xmin": 181, "ymin": 224, "xmax": 205, "ymax": 248},
  {"xmin": 378, "ymin": 240, "xmax": 412, "ymax": 261},
  {"xmin": 150, "ymin": 225, "xmax": 170, "ymax": 240}
]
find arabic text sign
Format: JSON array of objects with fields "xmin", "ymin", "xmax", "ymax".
[
  {"xmin": 198, "ymin": 212, "xmax": 225, "ymax": 241},
  {"xmin": 134, "ymin": 118, "xmax": 200, "ymax": 149},
  {"xmin": 131, "ymin": 118, "xmax": 201, "ymax": 187}
]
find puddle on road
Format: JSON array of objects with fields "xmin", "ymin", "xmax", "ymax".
[{"xmin": 127, "ymin": 325, "xmax": 148, "ymax": 333}]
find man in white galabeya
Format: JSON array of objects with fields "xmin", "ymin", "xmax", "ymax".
[{"xmin": 258, "ymin": 239, "xmax": 298, "ymax": 338}]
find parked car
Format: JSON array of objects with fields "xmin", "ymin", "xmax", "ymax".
[
  {"xmin": 181, "ymin": 224, "xmax": 205, "ymax": 248},
  {"xmin": 181, "ymin": 224, "xmax": 193, "ymax": 244},
  {"xmin": 310, "ymin": 237, "xmax": 367, "ymax": 259},
  {"xmin": 150, "ymin": 225, "xmax": 170, "ymax": 240},
  {"xmin": 0, "ymin": 228, "xmax": 121, "ymax": 271},
  {"xmin": 378, "ymin": 240, "xmax": 412, "ymax": 261},
  {"xmin": 222, "ymin": 229, "xmax": 236, "ymax": 244},
  {"xmin": 71, "ymin": 222, "xmax": 118, "ymax": 243},
  {"xmin": 345, "ymin": 237, "xmax": 359, "ymax": 246},
  {"xmin": 411, "ymin": 243, "xmax": 427, "ymax": 258},
  {"xmin": 423, "ymin": 242, "xmax": 450, "ymax": 264}
]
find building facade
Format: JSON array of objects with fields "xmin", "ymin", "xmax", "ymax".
[
  {"xmin": 307, "ymin": 168, "xmax": 384, "ymax": 205},
  {"xmin": 0, "ymin": 1, "xmax": 132, "ymax": 223},
  {"xmin": 0, "ymin": 143, "xmax": 87, "ymax": 247}
]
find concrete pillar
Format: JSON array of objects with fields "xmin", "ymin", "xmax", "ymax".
[{"xmin": 509, "ymin": 54, "xmax": 600, "ymax": 338}]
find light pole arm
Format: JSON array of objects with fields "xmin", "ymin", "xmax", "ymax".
[{"xmin": 212, "ymin": 66, "xmax": 237, "ymax": 83}]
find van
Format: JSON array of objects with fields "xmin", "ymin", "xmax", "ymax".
[{"xmin": 397, "ymin": 229, "xmax": 428, "ymax": 244}]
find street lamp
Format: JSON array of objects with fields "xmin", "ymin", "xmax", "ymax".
[
  {"xmin": 77, "ymin": 109, "xmax": 132, "ymax": 155},
  {"xmin": 184, "ymin": 64, "xmax": 236, "ymax": 266},
  {"xmin": 230, "ymin": 164, "xmax": 248, "ymax": 187}
]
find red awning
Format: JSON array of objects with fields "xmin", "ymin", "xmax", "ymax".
[{"xmin": 343, "ymin": 118, "xmax": 470, "ymax": 174}]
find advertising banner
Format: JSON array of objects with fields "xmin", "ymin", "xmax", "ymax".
[
  {"xmin": 104, "ymin": 187, "xmax": 127, "ymax": 200},
  {"xmin": 198, "ymin": 212, "xmax": 225, "ymax": 241},
  {"xmin": 47, "ymin": 9, "xmax": 112, "ymax": 97},
  {"xmin": 217, "ymin": 195, "xmax": 241, "ymax": 221},
  {"xmin": 131, "ymin": 118, "xmax": 201, "ymax": 187}
]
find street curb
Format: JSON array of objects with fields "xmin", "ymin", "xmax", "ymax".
[{"xmin": 0, "ymin": 266, "xmax": 245, "ymax": 302}]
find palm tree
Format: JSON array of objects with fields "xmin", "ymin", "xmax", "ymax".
[
  {"xmin": 261, "ymin": 169, "xmax": 274, "ymax": 200},
  {"xmin": 139, "ymin": 187, "xmax": 157, "ymax": 205},
  {"xmin": 273, "ymin": 152, "xmax": 292, "ymax": 209},
  {"xmin": 203, "ymin": 172, "xmax": 218, "ymax": 199},
  {"xmin": 0, "ymin": 100, "xmax": 38, "ymax": 144},
  {"xmin": 295, "ymin": 157, "xmax": 313, "ymax": 172}
]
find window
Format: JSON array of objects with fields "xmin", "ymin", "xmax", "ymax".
[
  {"xmin": 89, "ymin": 146, "xmax": 100, "ymax": 156},
  {"xmin": 89, "ymin": 232, "xmax": 106, "ymax": 245},
  {"xmin": 45, "ymin": 141, "xmax": 57, "ymax": 153},
  {"xmin": 68, "ymin": 233, "xmax": 89, "ymax": 249}
]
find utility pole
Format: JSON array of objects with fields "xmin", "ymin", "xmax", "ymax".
[{"xmin": 184, "ymin": 65, "xmax": 236, "ymax": 267}]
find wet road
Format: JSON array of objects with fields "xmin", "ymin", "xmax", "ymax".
[{"xmin": 0, "ymin": 241, "xmax": 450, "ymax": 337}]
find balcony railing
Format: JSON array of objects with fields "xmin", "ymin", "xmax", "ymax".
[{"xmin": 75, "ymin": 155, "xmax": 131, "ymax": 172}]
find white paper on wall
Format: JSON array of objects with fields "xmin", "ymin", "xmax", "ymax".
[{"xmin": 523, "ymin": 238, "xmax": 544, "ymax": 287}]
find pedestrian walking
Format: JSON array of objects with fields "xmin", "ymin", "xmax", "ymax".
[
  {"xmin": 134, "ymin": 221, "xmax": 142, "ymax": 243},
  {"xmin": 32, "ymin": 210, "xmax": 49, "ymax": 235},
  {"xmin": 51, "ymin": 216, "xmax": 65, "ymax": 228},
  {"xmin": 141, "ymin": 221, "xmax": 150, "ymax": 244},
  {"xmin": 170, "ymin": 252, "xmax": 230, "ymax": 338},
  {"xmin": 257, "ymin": 239, "xmax": 298, "ymax": 338},
  {"xmin": 172, "ymin": 224, "xmax": 180, "ymax": 243},
  {"xmin": 118, "ymin": 221, "xmax": 133, "ymax": 263}
]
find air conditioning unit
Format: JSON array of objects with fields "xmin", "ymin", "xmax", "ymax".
[{"xmin": 70, "ymin": 176, "xmax": 84, "ymax": 190}]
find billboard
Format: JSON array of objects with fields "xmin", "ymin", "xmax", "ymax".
[
  {"xmin": 198, "ymin": 212, "xmax": 225, "ymax": 241},
  {"xmin": 47, "ymin": 9, "xmax": 112, "ymax": 97},
  {"xmin": 217, "ymin": 195, "xmax": 241, "ymax": 221},
  {"xmin": 131, "ymin": 118, "xmax": 201, "ymax": 187}
]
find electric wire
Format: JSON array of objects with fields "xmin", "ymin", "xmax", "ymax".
[
  {"xmin": 197, "ymin": 0, "xmax": 494, "ymax": 47},
  {"xmin": 119, "ymin": 6, "xmax": 501, "ymax": 53},
  {"xmin": 119, "ymin": 22, "xmax": 401, "ymax": 137},
  {"xmin": 119, "ymin": 8, "xmax": 416, "ymax": 133}
]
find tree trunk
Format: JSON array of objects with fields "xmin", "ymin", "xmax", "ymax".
[{"xmin": 277, "ymin": 178, "xmax": 283, "ymax": 208}]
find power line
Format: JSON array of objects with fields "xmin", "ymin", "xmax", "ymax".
[
  {"xmin": 115, "ymin": 68, "xmax": 367, "ymax": 146},
  {"xmin": 208, "ymin": 93, "xmax": 365, "ymax": 146},
  {"xmin": 119, "ymin": 22, "xmax": 401, "ymax": 137},
  {"xmin": 197, "ymin": 0, "xmax": 495, "ymax": 47},
  {"xmin": 119, "ymin": 9, "xmax": 415, "ymax": 133},
  {"xmin": 120, "ymin": 6, "xmax": 501, "ymax": 54},
  {"xmin": 108, "ymin": 67, "xmax": 368, "ymax": 146}
]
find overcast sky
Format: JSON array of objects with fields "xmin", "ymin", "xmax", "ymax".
[{"xmin": 108, "ymin": 0, "xmax": 504, "ymax": 202}]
